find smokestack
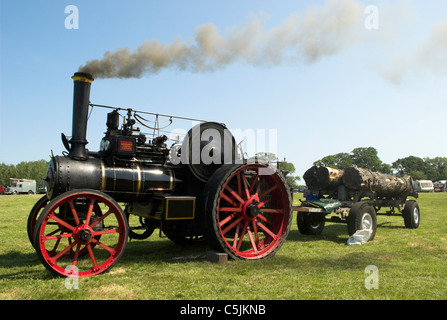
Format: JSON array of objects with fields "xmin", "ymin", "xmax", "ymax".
[{"xmin": 69, "ymin": 72, "xmax": 94, "ymax": 160}]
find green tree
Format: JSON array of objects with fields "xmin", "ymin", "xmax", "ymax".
[
  {"xmin": 392, "ymin": 156, "xmax": 426, "ymax": 176},
  {"xmin": 314, "ymin": 152, "xmax": 353, "ymax": 169},
  {"xmin": 391, "ymin": 156, "xmax": 447, "ymax": 180},
  {"xmin": 314, "ymin": 147, "xmax": 391, "ymax": 173},
  {"xmin": 254, "ymin": 152, "xmax": 301, "ymax": 189},
  {"xmin": 424, "ymin": 157, "xmax": 447, "ymax": 181},
  {"xmin": 351, "ymin": 147, "xmax": 390, "ymax": 173},
  {"xmin": 0, "ymin": 160, "xmax": 49, "ymax": 186}
]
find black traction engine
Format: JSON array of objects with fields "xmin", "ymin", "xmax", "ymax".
[{"xmin": 28, "ymin": 72, "xmax": 292, "ymax": 277}]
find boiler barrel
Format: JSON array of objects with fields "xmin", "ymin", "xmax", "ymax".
[{"xmin": 46, "ymin": 156, "xmax": 176, "ymax": 201}]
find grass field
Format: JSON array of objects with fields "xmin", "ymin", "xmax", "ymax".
[{"xmin": 1, "ymin": 192, "xmax": 446, "ymax": 300}]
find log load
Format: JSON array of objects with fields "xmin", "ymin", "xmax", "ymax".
[
  {"xmin": 343, "ymin": 167, "xmax": 417, "ymax": 197},
  {"xmin": 304, "ymin": 166, "xmax": 417, "ymax": 198}
]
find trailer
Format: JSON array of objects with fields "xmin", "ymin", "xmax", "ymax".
[
  {"xmin": 293, "ymin": 166, "xmax": 420, "ymax": 242},
  {"xmin": 413, "ymin": 180, "xmax": 434, "ymax": 193}
]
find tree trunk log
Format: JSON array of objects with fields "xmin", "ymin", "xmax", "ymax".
[
  {"xmin": 304, "ymin": 166, "xmax": 344, "ymax": 190},
  {"xmin": 343, "ymin": 167, "xmax": 415, "ymax": 197}
]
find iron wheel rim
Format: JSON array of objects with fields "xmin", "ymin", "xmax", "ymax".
[
  {"xmin": 214, "ymin": 164, "xmax": 291, "ymax": 259},
  {"xmin": 34, "ymin": 190, "xmax": 128, "ymax": 277}
]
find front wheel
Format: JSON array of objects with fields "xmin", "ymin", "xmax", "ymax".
[
  {"xmin": 205, "ymin": 164, "xmax": 292, "ymax": 260},
  {"xmin": 33, "ymin": 189, "xmax": 128, "ymax": 277},
  {"xmin": 297, "ymin": 212, "xmax": 325, "ymax": 235},
  {"xmin": 347, "ymin": 202, "xmax": 377, "ymax": 242}
]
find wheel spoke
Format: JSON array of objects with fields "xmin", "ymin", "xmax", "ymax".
[
  {"xmin": 241, "ymin": 171, "xmax": 251, "ymax": 200},
  {"xmin": 68, "ymin": 200, "xmax": 81, "ymax": 226},
  {"xmin": 256, "ymin": 213, "xmax": 272, "ymax": 225},
  {"xmin": 85, "ymin": 199, "xmax": 96, "ymax": 225},
  {"xmin": 232, "ymin": 222, "xmax": 241, "ymax": 248},
  {"xmin": 257, "ymin": 197, "xmax": 272, "ymax": 208},
  {"xmin": 236, "ymin": 171, "xmax": 242, "ymax": 197},
  {"xmin": 71, "ymin": 243, "xmax": 81, "ymax": 269},
  {"xmin": 222, "ymin": 216, "xmax": 244, "ymax": 235},
  {"xmin": 248, "ymin": 172, "xmax": 259, "ymax": 194},
  {"xmin": 220, "ymin": 193, "xmax": 238, "ymax": 207},
  {"xmin": 90, "ymin": 209, "xmax": 112, "ymax": 228},
  {"xmin": 50, "ymin": 214, "xmax": 76, "ymax": 232},
  {"xmin": 49, "ymin": 237, "xmax": 62, "ymax": 254},
  {"xmin": 53, "ymin": 241, "xmax": 77, "ymax": 261},
  {"xmin": 45, "ymin": 227, "xmax": 64, "ymax": 237},
  {"xmin": 219, "ymin": 207, "xmax": 242, "ymax": 213},
  {"xmin": 86, "ymin": 244, "xmax": 99, "ymax": 270},
  {"xmin": 91, "ymin": 238, "xmax": 115, "ymax": 254},
  {"xmin": 252, "ymin": 220, "xmax": 259, "ymax": 245},
  {"xmin": 219, "ymin": 213, "xmax": 236, "ymax": 227},
  {"xmin": 225, "ymin": 185, "xmax": 244, "ymax": 204},
  {"xmin": 259, "ymin": 185, "xmax": 278, "ymax": 200},
  {"xmin": 94, "ymin": 227, "xmax": 121, "ymax": 236},
  {"xmin": 256, "ymin": 220, "xmax": 278, "ymax": 240},
  {"xmin": 44, "ymin": 232, "xmax": 73, "ymax": 241},
  {"xmin": 247, "ymin": 226, "xmax": 258, "ymax": 254},
  {"xmin": 260, "ymin": 208, "xmax": 284, "ymax": 214},
  {"xmin": 236, "ymin": 221, "xmax": 249, "ymax": 250}
]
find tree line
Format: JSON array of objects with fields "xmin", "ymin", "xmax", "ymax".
[
  {"xmin": 0, "ymin": 160, "xmax": 49, "ymax": 187},
  {"xmin": 314, "ymin": 147, "xmax": 447, "ymax": 181}
]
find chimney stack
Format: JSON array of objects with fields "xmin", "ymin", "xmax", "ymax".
[{"xmin": 69, "ymin": 72, "xmax": 94, "ymax": 160}]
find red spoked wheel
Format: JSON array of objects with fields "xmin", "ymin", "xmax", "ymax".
[
  {"xmin": 27, "ymin": 195, "xmax": 104, "ymax": 256},
  {"xmin": 33, "ymin": 189, "xmax": 128, "ymax": 277},
  {"xmin": 205, "ymin": 164, "xmax": 292, "ymax": 260}
]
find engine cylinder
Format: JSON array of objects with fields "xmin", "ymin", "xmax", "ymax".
[{"xmin": 46, "ymin": 156, "xmax": 176, "ymax": 201}]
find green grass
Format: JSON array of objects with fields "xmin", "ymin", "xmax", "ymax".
[{"xmin": 1, "ymin": 193, "xmax": 446, "ymax": 300}]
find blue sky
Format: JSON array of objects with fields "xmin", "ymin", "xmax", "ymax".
[{"xmin": 1, "ymin": 0, "xmax": 446, "ymax": 178}]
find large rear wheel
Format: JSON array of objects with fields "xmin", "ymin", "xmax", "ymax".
[
  {"xmin": 205, "ymin": 163, "xmax": 292, "ymax": 260},
  {"xmin": 33, "ymin": 189, "xmax": 128, "ymax": 277}
]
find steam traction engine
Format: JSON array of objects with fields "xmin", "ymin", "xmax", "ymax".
[{"xmin": 28, "ymin": 73, "xmax": 292, "ymax": 277}]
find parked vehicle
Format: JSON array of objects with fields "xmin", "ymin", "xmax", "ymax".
[
  {"xmin": 413, "ymin": 180, "xmax": 434, "ymax": 193},
  {"xmin": 434, "ymin": 180, "xmax": 446, "ymax": 192},
  {"xmin": 5, "ymin": 178, "xmax": 36, "ymax": 194}
]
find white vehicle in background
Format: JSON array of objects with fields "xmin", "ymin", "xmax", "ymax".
[
  {"xmin": 5, "ymin": 178, "xmax": 36, "ymax": 195},
  {"xmin": 413, "ymin": 180, "xmax": 434, "ymax": 193}
]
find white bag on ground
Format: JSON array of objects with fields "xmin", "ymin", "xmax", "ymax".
[{"xmin": 347, "ymin": 229, "xmax": 372, "ymax": 245}]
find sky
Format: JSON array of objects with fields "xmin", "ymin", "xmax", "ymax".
[{"xmin": 1, "ymin": 0, "xmax": 446, "ymax": 179}]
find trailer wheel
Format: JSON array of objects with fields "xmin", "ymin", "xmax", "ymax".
[
  {"xmin": 205, "ymin": 163, "xmax": 292, "ymax": 260},
  {"xmin": 27, "ymin": 195, "xmax": 50, "ymax": 248},
  {"xmin": 33, "ymin": 189, "xmax": 128, "ymax": 278},
  {"xmin": 297, "ymin": 212, "xmax": 325, "ymax": 235},
  {"xmin": 347, "ymin": 202, "xmax": 377, "ymax": 241},
  {"xmin": 402, "ymin": 200, "xmax": 420, "ymax": 229}
]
